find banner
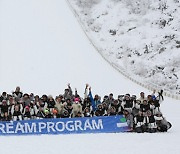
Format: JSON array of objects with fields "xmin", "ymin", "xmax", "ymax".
[{"xmin": 0, "ymin": 115, "xmax": 129, "ymax": 135}]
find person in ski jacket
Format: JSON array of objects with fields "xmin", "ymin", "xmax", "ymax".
[
  {"xmin": 134, "ymin": 111, "xmax": 145, "ymax": 133},
  {"xmin": 63, "ymin": 84, "xmax": 73, "ymax": 100},
  {"xmin": 36, "ymin": 107, "xmax": 45, "ymax": 119},
  {"xmin": 0, "ymin": 100, "xmax": 9, "ymax": 117},
  {"xmin": 88, "ymin": 87, "xmax": 101, "ymax": 112},
  {"xmin": 47, "ymin": 95, "xmax": 56, "ymax": 109},
  {"xmin": 137, "ymin": 92, "xmax": 146, "ymax": 104},
  {"xmin": 146, "ymin": 110, "xmax": 157, "ymax": 133},
  {"xmin": 121, "ymin": 94, "xmax": 134, "ymax": 114},
  {"xmin": 22, "ymin": 106, "xmax": 31, "ymax": 120},
  {"xmin": 12, "ymin": 86, "xmax": 23, "ymax": 99},
  {"xmin": 55, "ymin": 96, "xmax": 65, "ymax": 116},
  {"xmin": 155, "ymin": 112, "xmax": 171, "ymax": 132},
  {"xmin": 11, "ymin": 104, "xmax": 23, "ymax": 121},
  {"xmin": 83, "ymin": 107, "xmax": 92, "ymax": 117},
  {"xmin": 72, "ymin": 99, "xmax": 82, "ymax": 118},
  {"xmin": 95, "ymin": 104, "xmax": 107, "ymax": 116},
  {"xmin": 140, "ymin": 100, "xmax": 150, "ymax": 113},
  {"xmin": 123, "ymin": 109, "xmax": 134, "ymax": 131},
  {"xmin": 105, "ymin": 93, "xmax": 114, "ymax": 106}
]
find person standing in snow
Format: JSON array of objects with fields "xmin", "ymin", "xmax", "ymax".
[
  {"xmin": 12, "ymin": 86, "xmax": 23, "ymax": 99},
  {"xmin": 105, "ymin": 93, "xmax": 114, "ymax": 106},
  {"xmin": 140, "ymin": 100, "xmax": 150, "ymax": 114},
  {"xmin": 137, "ymin": 92, "xmax": 146, "ymax": 104},
  {"xmin": 0, "ymin": 92, "xmax": 9, "ymax": 102},
  {"xmin": 47, "ymin": 95, "xmax": 56, "ymax": 111},
  {"xmin": 110, "ymin": 99, "xmax": 121, "ymax": 114},
  {"xmin": 121, "ymin": 94, "xmax": 134, "ymax": 114},
  {"xmin": 88, "ymin": 87, "xmax": 101, "ymax": 112},
  {"xmin": 63, "ymin": 83, "xmax": 73, "ymax": 100}
]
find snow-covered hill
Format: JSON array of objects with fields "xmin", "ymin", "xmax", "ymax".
[
  {"xmin": 0, "ymin": 1, "xmax": 180, "ymax": 154},
  {"xmin": 68, "ymin": 0, "xmax": 180, "ymax": 95}
]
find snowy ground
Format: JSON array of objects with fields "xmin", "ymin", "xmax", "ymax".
[{"xmin": 0, "ymin": 0, "xmax": 180, "ymax": 154}]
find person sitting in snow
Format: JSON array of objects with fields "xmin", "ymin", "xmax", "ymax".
[
  {"xmin": 123, "ymin": 109, "xmax": 134, "ymax": 132},
  {"xmin": 1, "ymin": 112, "xmax": 11, "ymax": 121},
  {"xmin": 155, "ymin": 112, "xmax": 172, "ymax": 132},
  {"xmin": 23, "ymin": 106, "xmax": 31, "ymax": 120},
  {"xmin": 95, "ymin": 104, "xmax": 107, "ymax": 116},
  {"xmin": 108, "ymin": 106, "xmax": 117, "ymax": 116},
  {"xmin": 146, "ymin": 110, "xmax": 157, "ymax": 133},
  {"xmin": 110, "ymin": 99, "xmax": 121, "ymax": 114},
  {"xmin": 36, "ymin": 107, "xmax": 45, "ymax": 119},
  {"xmin": 134, "ymin": 111, "xmax": 145, "ymax": 133},
  {"xmin": 11, "ymin": 103, "xmax": 23, "ymax": 121},
  {"xmin": 83, "ymin": 107, "xmax": 92, "ymax": 117}
]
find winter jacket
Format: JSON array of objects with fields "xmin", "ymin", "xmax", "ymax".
[
  {"xmin": 12, "ymin": 91, "xmax": 23, "ymax": 99},
  {"xmin": 124, "ymin": 114, "xmax": 134, "ymax": 129},
  {"xmin": 23, "ymin": 111, "xmax": 31, "ymax": 120},
  {"xmin": 140, "ymin": 104, "xmax": 150, "ymax": 112},
  {"xmin": 0, "ymin": 104, "xmax": 9, "ymax": 114},
  {"xmin": 55, "ymin": 101, "xmax": 65, "ymax": 115},
  {"xmin": 134, "ymin": 115, "xmax": 144, "ymax": 128},
  {"xmin": 89, "ymin": 91, "xmax": 101, "ymax": 111},
  {"xmin": 147, "ymin": 115, "xmax": 157, "ymax": 129},
  {"xmin": 72, "ymin": 102, "xmax": 82, "ymax": 117},
  {"xmin": 47, "ymin": 99, "xmax": 56, "ymax": 108},
  {"xmin": 36, "ymin": 111, "xmax": 45, "ymax": 119}
]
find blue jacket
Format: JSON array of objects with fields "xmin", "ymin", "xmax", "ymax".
[{"xmin": 88, "ymin": 91, "xmax": 101, "ymax": 111}]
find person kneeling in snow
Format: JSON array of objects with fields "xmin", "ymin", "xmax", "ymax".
[
  {"xmin": 155, "ymin": 112, "xmax": 172, "ymax": 132},
  {"xmin": 134, "ymin": 111, "xmax": 145, "ymax": 133},
  {"xmin": 23, "ymin": 106, "xmax": 31, "ymax": 120},
  {"xmin": 146, "ymin": 110, "xmax": 157, "ymax": 133},
  {"xmin": 123, "ymin": 109, "xmax": 134, "ymax": 132}
]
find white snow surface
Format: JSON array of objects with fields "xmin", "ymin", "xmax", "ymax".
[{"xmin": 0, "ymin": 0, "xmax": 180, "ymax": 154}]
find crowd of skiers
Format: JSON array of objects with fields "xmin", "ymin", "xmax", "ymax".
[{"xmin": 0, "ymin": 84, "xmax": 172, "ymax": 133}]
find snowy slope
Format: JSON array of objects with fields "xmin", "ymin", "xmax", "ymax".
[
  {"xmin": 68, "ymin": 0, "xmax": 180, "ymax": 95},
  {"xmin": 0, "ymin": 1, "xmax": 180, "ymax": 154},
  {"xmin": 0, "ymin": 0, "xmax": 148, "ymax": 97}
]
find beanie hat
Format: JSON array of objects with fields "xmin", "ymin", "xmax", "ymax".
[
  {"xmin": 52, "ymin": 109, "xmax": 58, "ymax": 114},
  {"xmin": 74, "ymin": 97, "xmax": 80, "ymax": 102},
  {"xmin": 44, "ymin": 108, "xmax": 49, "ymax": 114}
]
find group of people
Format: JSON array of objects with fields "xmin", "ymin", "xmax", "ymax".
[{"xmin": 0, "ymin": 84, "xmax": 171, "ymax": 133}]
